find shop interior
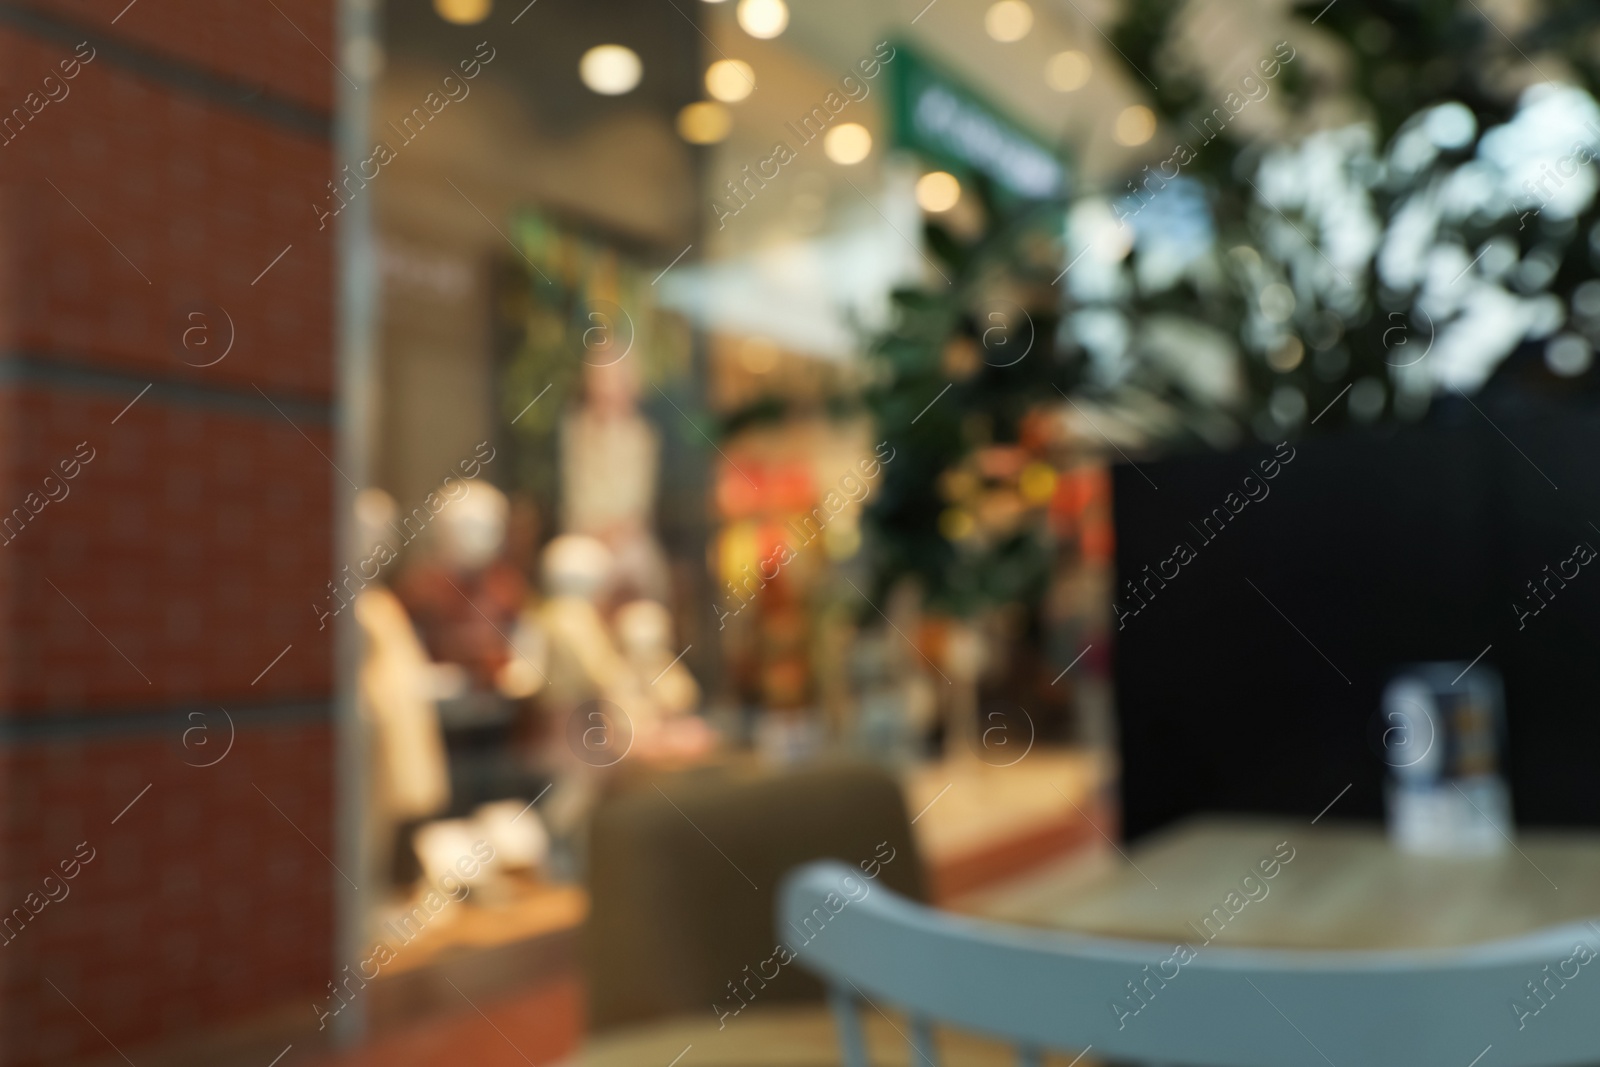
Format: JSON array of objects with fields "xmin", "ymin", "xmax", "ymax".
[
  {"xmin": 327, "ymin": 0, "xmax": 1600, "ymax": 1062},
  {"xmin": 332, "ymin": 0, "xmax": 1143, "ymax": 1053}
]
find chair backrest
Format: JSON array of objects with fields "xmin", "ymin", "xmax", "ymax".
[
  {"xmin": 584, "ymin": 763, "xmax": 924, "ymax": 1031},
  {"xmin": 779, "ymin": 860, "xmax": 1600, "ymax": 1067}
]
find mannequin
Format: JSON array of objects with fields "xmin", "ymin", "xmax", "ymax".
[
  {"xmin": 349, "ymin": 489, "xmax": 452, "ymax": 892},
  {"xmin": 614, "ymin": 599, "xmax": 716, "ymax": 759},
  {"xmin": 536, "ymin": 535, "xmax": 641, "ymax": 712},
  {"xmin": 615, "ymin": 599, "xmax": 698, "ymax": 718},
  {"xmin": 535, "ymin": 535, "xmax": 640, "ymax": 848},
  {"xmin": 395, "ymin": 480, "xmax": 534, "ymax": 697},
  {"xmin": 559, "ymin": 356, "xmax": 670, "ymax": 602}
]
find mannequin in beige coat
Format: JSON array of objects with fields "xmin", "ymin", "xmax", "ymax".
[{"xmin": 350, "ymin": 490, "xmax": 452, "ymax": 891}]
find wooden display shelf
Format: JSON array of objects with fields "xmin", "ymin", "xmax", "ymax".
[{"xmin": 363, "ymin": 877, "xmax": 587, "ymax": 1034}]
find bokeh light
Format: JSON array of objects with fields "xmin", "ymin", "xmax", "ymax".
[
  {"xmin": 678, "ymin": 101, "xmax": 732, "ymax": 144},
  {"xmin": 737, "ymin": 0, "xmax": 789, "ymax": 39},
  {"xmin": 916, "ymin": 171, "xmax": 962, "ymax": 213},
  {"xmin": 1046, "ymin": 50, "xmax": 1091, "ymax": 92},
  {"xmin": 823, "ymin": 123, "xmax": 872, "ymax": 165},
  {"xmin": 706, "ymin": 59, "xmax": 756, "ymax": 103},
  {"xmin": 579, "ymin": 45, "xmax": 643, "ymax": 95},
  {"xmin": 433, "ymin": 0, "xmax": 491, "ymax": 24},
  {"xmin": 985, "ymin": 0, "xmax": 1033, "ymax": 42},
  {"xmin": 1113, "ymin": 105, "xmax": 1156, "ymax": 146}
]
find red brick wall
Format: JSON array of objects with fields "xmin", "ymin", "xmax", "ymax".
[
  {"xmin": 0, "ymin": 1, "xmax": 339, "ymax": 1063},
  {"xmin": 2, "ymin": 729, "xmax": 335, "ymax": 1060},
  {"xmin": 12, "ymin": 0, "xmax": 335, "ymax": 115}
]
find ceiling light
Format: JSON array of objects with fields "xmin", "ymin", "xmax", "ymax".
[
  {"xmin": 916, "ymin": 171, "xmax": 961, "ymax": 212},
  {"xmin": 823, "ymin": 123, "xmax": 872, "ymax": 165},
  {"xmin": 678, "ymin": 101, "xmax": 732, "ymax": 144},
  {"xmin": 580, "ymin": 45, "xmax": 642, "ymax": 96},
  {"xmin": 1113, "ymin": 104, "xmax": 1155, "ymax": 146},
  {"xmin": 706, "ymin": 59, "xmax": 755, "ymax": 103},
  {"xmin": 434, "ymin": 0, "xmax": 491, "ymax": 24},
  {"xmin": 985, "ymin": 0, "xmax": 1033, "ymax": 42},
  {"xmin": 1046, "ymin": 50, "xmax": 1091, "ymax": 92},
  {"xmin": 737, "ymin": 0, "xmax": 788, "ymax": 39}
]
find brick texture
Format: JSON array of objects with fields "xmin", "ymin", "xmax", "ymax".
[
  {"xmin": 15, "ymin": 0, "xmax": 335, "ymax": 113},
  {"xmin": 2, "ymin": 383, "xmax": 334, "ymax": 712},
  {"xmin": 0, "ymin": 728, "xmax": 336, "ymax": 1063},
  {"xmin": 0, "ymin": 1, "xmax": 339, "ymax": 1063},
  {"xmin": 0, "ymin": 25, "xmax": 335, "ymax": 397}
]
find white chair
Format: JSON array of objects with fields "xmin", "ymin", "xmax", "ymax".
[{"xmin": 779, "ymin": 860, "xmax": 1600, "ymax": 1067}]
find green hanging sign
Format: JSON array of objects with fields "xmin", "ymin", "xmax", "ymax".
[{"xmin": 888, "ymin": 43, "xmax": 1067, "ymax": 199}]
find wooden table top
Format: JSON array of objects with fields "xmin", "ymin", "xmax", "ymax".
[
  {"xmin": 904, "ymin": 749, "xmax": 1109, "ymax": 899},
  {"xmin": 960, "ymin": 815, "xmax": 1600, "ymax": 950}
]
